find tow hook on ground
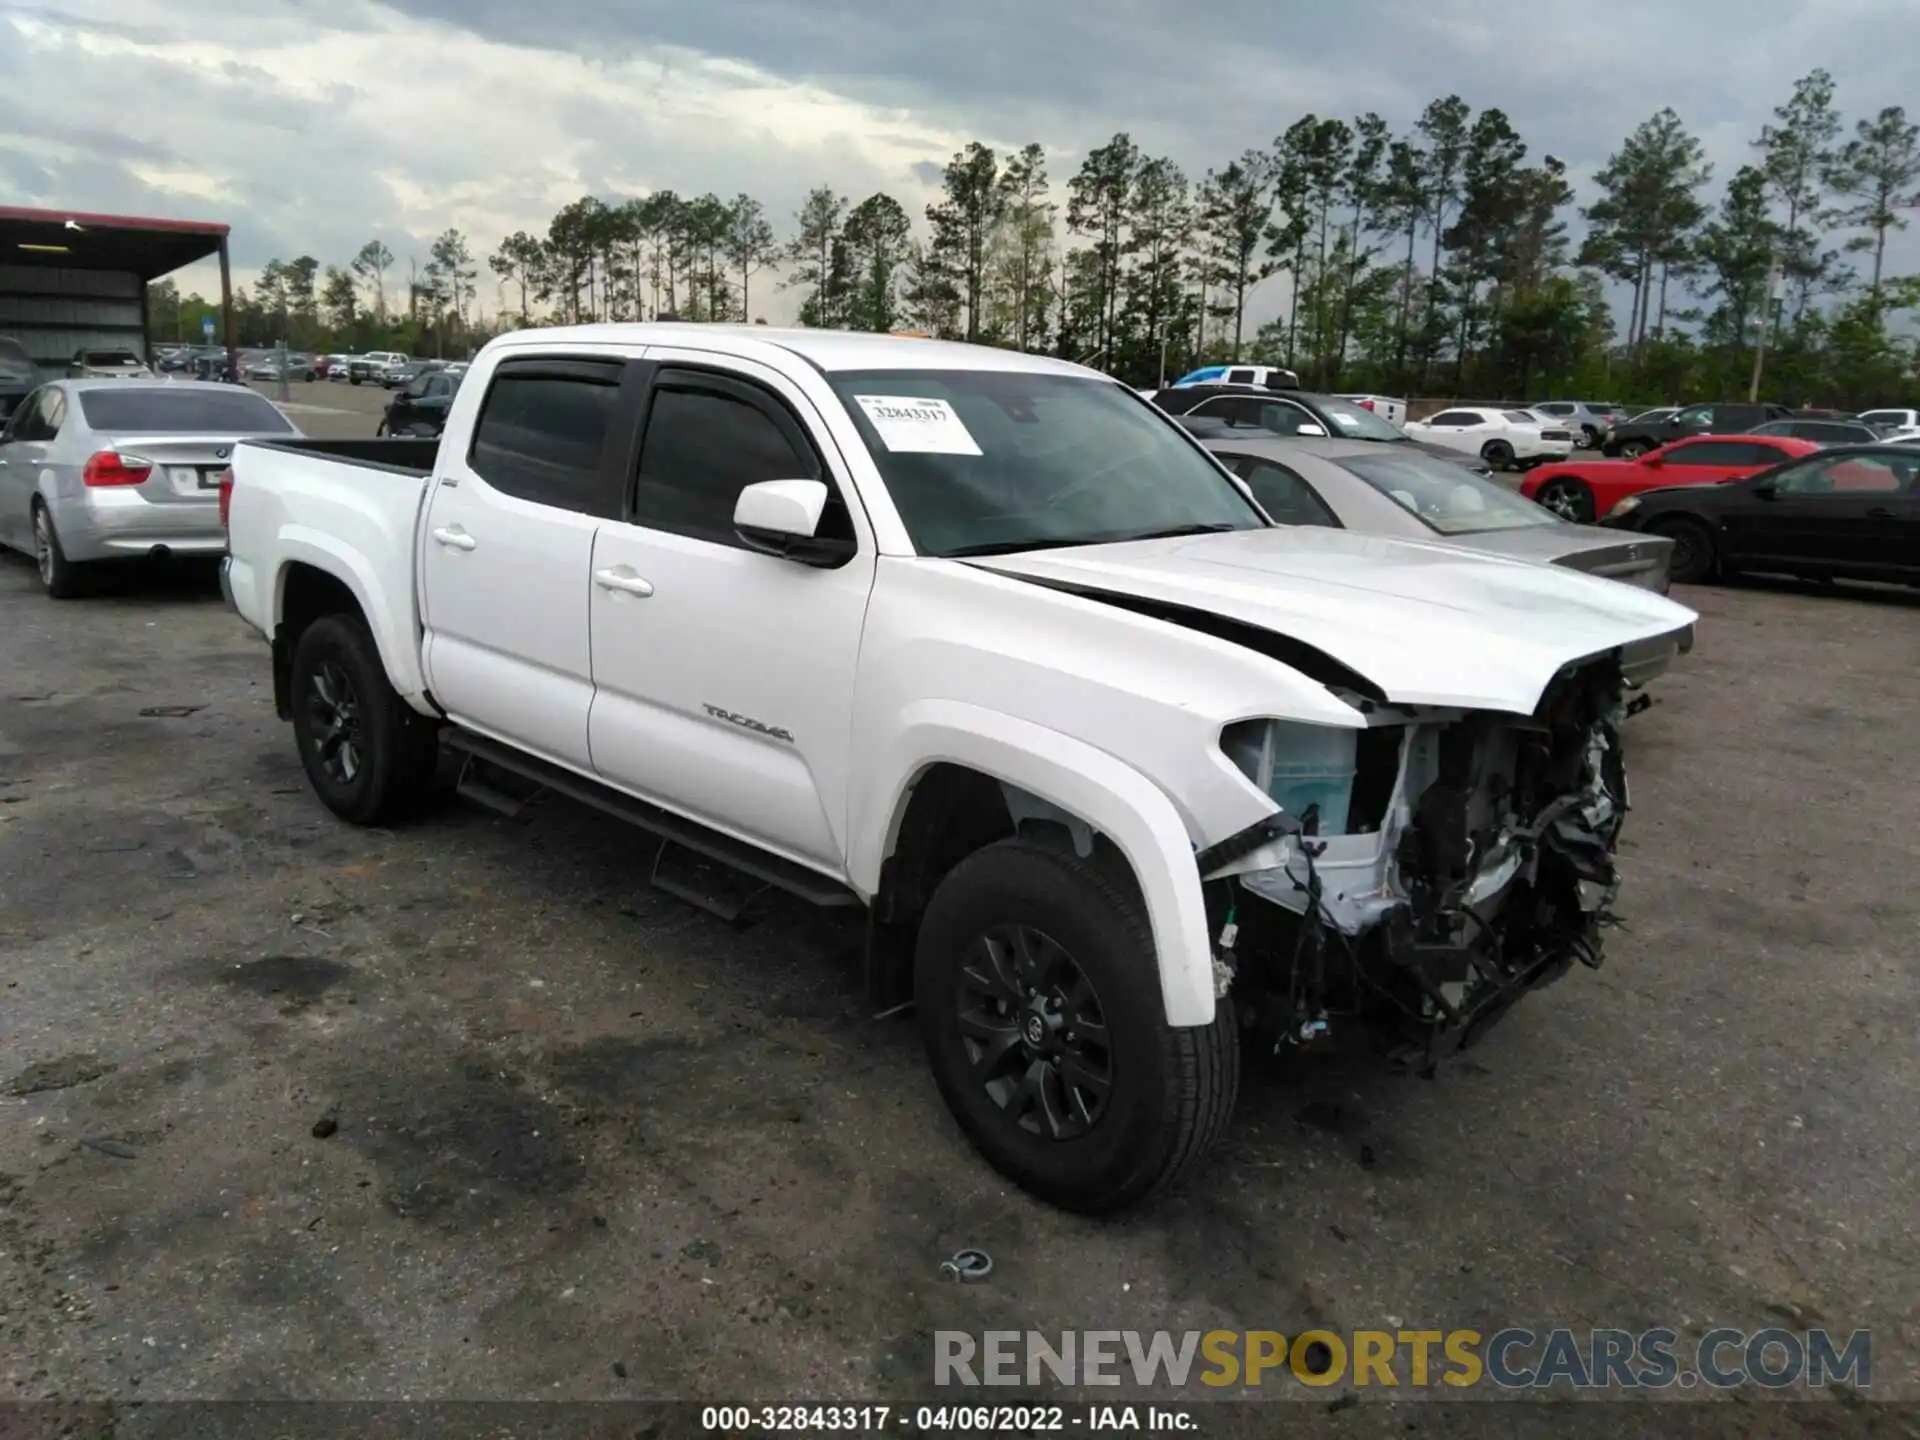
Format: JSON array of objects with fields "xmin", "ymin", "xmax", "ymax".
[{"xmin": 939, "ymin": 1248, "xmax": 993, "ymax": 1282}]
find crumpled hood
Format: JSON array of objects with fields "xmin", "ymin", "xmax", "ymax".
[{"xmin": 971, "ymin": 526, "xmax": 1698, "ymax": 713}]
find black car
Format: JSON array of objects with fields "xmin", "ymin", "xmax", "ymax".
[
  {"xmin": 1601, "ymin": 401, "xmax": 1792, "ymax": 458},
  {"xmin": 0, "ymin": 336, "xmax": 37, "ymax": 420},
  {"xmin": 1149, "ymin": 383, "xmax": 1495, "ymax": 477},
  {"xmin": 379, "ymin": 366, "xmax": 462, "ymax": 436},
  {"xmin": 1600, "ymin": 443, "xmax": 1920, "ymax": 586}
]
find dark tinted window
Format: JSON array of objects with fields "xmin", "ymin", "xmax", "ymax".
[
  {"xmin": 1427, "ymin": 410, "xmax": 1479, "ymax": 427},
  {"xmin": 1226, "ymin": 368, "xmax": 1256, "ymax": 384},
  {"xmin": 10, "ymin": 388, "xmax": 62, "ymax": 441},
  {"xmin": 468, "ymin": 366, "xmax": 620, "ymax": 512},
  {"xmin": 1664, "ymin": 441, "xmax": 1752, "ymax": 467},
  {"xmin": 631, "ymin": 382, "xmax": 824, "ymax": 548},
  {"xmin": 78, "ymin": 387, "xmax": 293, "ymax": 434},
  {"xmin": 83, "ymin": 350, "xmax": 141, "ymax": 366},
  {"xmin": 1232, "ymin": 458, "xmax": 1339, "ymax": 527},
  {"xmin": 1807, "ymin": 422, "xmax": 1876, "ymax": 443},
  {"xmin": 1775, "ymin": 452, "xmax": 1916, "ymax": 495}
]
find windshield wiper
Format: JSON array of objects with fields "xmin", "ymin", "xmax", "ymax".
[
  {"xmin": 1104, "ymin": 522, "xmax": 1246, "ymax": 543},
  {"xmin": 936, "ymin": 538, "xmax": 1076, "ymax": 558}
]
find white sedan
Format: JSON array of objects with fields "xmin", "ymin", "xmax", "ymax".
[{"xmin": 1404, "ymin": 406, "xmax": 1574, "ymax": 472}]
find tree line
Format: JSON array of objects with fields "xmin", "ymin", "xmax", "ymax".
[{"xmin": 148, "ymin": 70, "xmax": 1920, "ymax": 405}]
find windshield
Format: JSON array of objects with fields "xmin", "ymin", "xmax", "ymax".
[
  {"xmin": 1334, "ymin": 450, "xmax": 1557, "ymax": 535},
  {"xmin": 1309, "ymin": 395, "xmax": 1406, "ymax": 442},
  {"xmin": 827, "ymin": 370, "xmax": 1265, "ymax": 556},
  {"xmin": 78, "ymin": 387, "xmax": 295, "ymax": 434},
  {"xmin": 85, "ymin": 350, "xmax": 142, "ymax": 367}
]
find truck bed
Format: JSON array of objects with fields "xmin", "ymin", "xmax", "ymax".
[
  {"xmin": 224, "ymin": 435, "xmax": 442, "ymax": 711},
  {"xmin": 243, "ymin": 436, "xmax": 440, "ymax": 476}
]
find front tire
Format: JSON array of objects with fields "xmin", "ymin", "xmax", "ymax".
[
  {"xmin": 31, "ymin": 502, "xmax": 86, "ymax": 599},
  {"xmin": 1535, "ymin": 477, "xmax": 1596, "ymax": 524},
  {"xmin": 1650, "ymin": 517, "xmax": 1717, "ymax": 584},
  {"xmin": 289, "ymin": 614, "xmax": 439, "ymax": 825},
  {"xmin": 914, "ymin": 839, "xmax": 1239, "ymax": 1214}
]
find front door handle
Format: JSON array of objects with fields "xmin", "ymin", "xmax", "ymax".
[
  {"xmin": 594, "ymin": 567, "xmax": 654, "ymax": 597},
  {"xmin": 432, "ymin": 525, "xmax": 476, "ymax": 551}
]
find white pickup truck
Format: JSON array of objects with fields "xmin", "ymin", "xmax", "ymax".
[{"xmin": 220, "ymin": 324, "xmax": 1696, "ymax": 1213}]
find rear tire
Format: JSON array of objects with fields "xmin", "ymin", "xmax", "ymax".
[
  {"xmin": 914, "ymin": 838, "xmax": 1239, "ymax": 1214},
  {"xmin": 288, "ymin": 614, "xmax": 439, "ymax": 825},
  {"xmin": 31, "ymin": 502, "xmax": 86, "ymax": 599},
  {"xmin": 1535, "ymin": 477, "xmax": 1596, "ymax": 524},
  {"xmin": 1649, "ymin": 516, "xmax": 1717, "ymax": 584},
  {"xmin": 1482, "ymin": 440, "xmax": 1515, "ymax": 470}
]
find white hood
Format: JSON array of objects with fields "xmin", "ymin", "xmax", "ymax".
[{"xmin": 971, "ymin": 527, "xmax": 1698, "ymax": 713}]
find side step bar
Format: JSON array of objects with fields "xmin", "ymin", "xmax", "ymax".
[{"xmin": 440, "ymin": 728, "xmax": 862, "ymax": 911}]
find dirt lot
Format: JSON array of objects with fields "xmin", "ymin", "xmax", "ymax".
[{"xmin": 1, "ymin": 537, "xmax": 1916, "ymax": 1433}]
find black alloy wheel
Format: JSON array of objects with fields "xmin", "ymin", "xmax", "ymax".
[
  {"xmin": 956, "ymin": 922, "xmax": 1112, "ymax": 1140},
  {"xmin": 1650, "ymin": 516, "xmax": 1717, "ymax": 584},
  {"xmin": 304, "ymin": 658, "xmax": 366, "ymax": 788}
]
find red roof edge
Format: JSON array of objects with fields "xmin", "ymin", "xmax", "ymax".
[{"xmin": 0, "ymin": 205, "xmax": 229, "ymax": 238}]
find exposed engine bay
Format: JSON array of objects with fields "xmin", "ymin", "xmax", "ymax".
[{"xmin": 1205, "ymin": 658, "xmax": 1630, "ymax": 1068}]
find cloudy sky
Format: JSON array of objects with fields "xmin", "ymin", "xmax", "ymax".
[{"xmin": 2, "ymin": 0, "xmax": 1915, "ymax": 327}]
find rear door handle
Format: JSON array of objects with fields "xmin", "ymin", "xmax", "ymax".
[
  {"xmin": 431, "ymin": 526, "xmax": 476, "ymax": 551},
  {"xmin": 594, "ymin": 567, "xmax": 654, "ymax": 597}
]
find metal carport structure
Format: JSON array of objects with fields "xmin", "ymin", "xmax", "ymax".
[{"xmin": 0, "ymin": 205, "xmax": 234, "ymax": 376}]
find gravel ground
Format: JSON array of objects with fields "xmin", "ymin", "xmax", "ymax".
[{"xmin": 0, "ymin": 539, "xmax": 1916, "ymax": 1436}]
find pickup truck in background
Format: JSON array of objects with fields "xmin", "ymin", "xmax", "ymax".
[
  {"xmin": 347, "ymin": 351, "xmax": 407, "ymax": 386},
  {"xmin": 220, "ymin": 325, "xmax": 1697, "ymax": 1212}
]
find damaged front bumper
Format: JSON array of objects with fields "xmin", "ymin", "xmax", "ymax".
[{"xmin": 1203, "ymin": 659, "xmax": 1631, "ymax": 1066}]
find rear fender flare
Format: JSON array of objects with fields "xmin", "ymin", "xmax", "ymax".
[
  {"xmin": 272, "ymin": 528, "xmax": 430, "ymax": 711},
  {"xmin": 852, "ymin": 699, "xmax": 1216, "ymax": 1027}
]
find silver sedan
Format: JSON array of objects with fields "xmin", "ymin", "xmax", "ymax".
[
  {"xmin": 1200, "ymin": 434, "xmax": 1676, "ymax": 593},
  {"xmin": 0, "ymin": 379, "xmax": 302, "ymax": 597}
]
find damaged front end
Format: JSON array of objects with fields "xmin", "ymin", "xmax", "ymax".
[{"xmin": 1203, "ymin": 658, "xmax": 1630, "ymax": 1069}]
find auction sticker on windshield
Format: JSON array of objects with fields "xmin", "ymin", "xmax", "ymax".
[{"xmin": 853, "ymin": 395, "xmax": 982, "ymax": 455}]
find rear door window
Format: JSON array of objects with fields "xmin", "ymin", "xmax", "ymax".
[
  {"xmin": 1665, "ymin": 441, "xmax": 1750, "ymax": 467},
  {"xmin": 467, "ymin": 359, "xmax": 624, "ymax": 515},
  {"xmin": 1225, "ymin": 368, "xmax": 1256, "ymax": 384}
]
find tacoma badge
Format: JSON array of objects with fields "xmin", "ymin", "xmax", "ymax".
[{"xmin": 703, "ymin": 704, "xmax": 793, "ymax": 743}]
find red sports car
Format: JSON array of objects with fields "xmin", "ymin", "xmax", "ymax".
[{"xmin": 1520, "ymin": 434, "xmax": 1820, "ymax": 523}]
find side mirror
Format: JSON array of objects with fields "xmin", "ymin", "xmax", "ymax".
[
  {"xmin": 733, "ymin": 479, "xmax": 855, "ymax": 567},
  {"xmin": 1294, "ymin": 422, "xmax": 1329, "ymax": 437}
]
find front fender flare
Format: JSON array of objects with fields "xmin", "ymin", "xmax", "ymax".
[{"xmin": 850, "ymin": 699, "xmax": 1216, "ymax": 1027}]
